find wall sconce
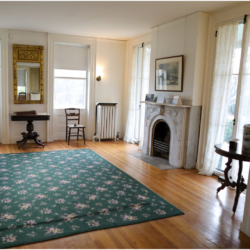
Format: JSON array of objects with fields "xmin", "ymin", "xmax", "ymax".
[{"xmin": 96, "ymin": 66, "xmax": 103, "ymax": 81}]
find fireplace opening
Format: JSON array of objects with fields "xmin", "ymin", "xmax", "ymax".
[{"xmin": 153, "ymin": 121, "xmax": 170, "ymax": 159}]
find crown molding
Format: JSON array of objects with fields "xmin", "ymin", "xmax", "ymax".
[{"xmin": 151, "ymin": 17, "xmax": 186, "ymax": 32}]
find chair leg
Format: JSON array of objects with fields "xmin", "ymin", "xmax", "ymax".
[
  {"xmin": 83, "ymin": 129, "xmax": 85, "ymax": 144},
  {"xmin": 77, "ymin": 128, "xmax": 79, "ymax": 141},
  {"xmin": 66, "ymin": 127, "xmax": 68, "ymax": 142},
  {"xmin": 68, "ymin": 128, "xmax": 71, "ymax": 145}
]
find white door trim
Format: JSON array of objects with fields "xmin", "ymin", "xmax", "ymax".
[{"xmin": 0, "ymin": 29, "xmax": 9, "ymax": 144}]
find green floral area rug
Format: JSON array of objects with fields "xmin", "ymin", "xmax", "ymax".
[{"xmin": 0, "ymin": 149, "xmax": 184, "ymax": 248}]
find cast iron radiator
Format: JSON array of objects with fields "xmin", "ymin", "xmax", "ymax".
[{"xmin": 93, "ymin": 103, "xmax": 117, "ymax": 141}]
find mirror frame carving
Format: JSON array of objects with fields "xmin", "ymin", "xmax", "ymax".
[{"xmin": 13, "ymin": 44, "xmax": 44, "ymax": 104}]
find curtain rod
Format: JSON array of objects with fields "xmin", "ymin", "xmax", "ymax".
[
  {"xmin": 132, "ymin": 42, "xmax": 150, "ymax": 49},
  {"xmin": 218, "ymin": 15, "xmax": 247, "ymax": 26}
]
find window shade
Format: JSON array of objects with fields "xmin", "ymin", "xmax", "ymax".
[{"xmin": 54, "ymin": 43, "xmax": 89, "ymax": 71}]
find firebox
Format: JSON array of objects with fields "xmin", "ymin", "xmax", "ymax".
[{"xmin": 153, "ymin": 120, "xmax": 170, "ymax": 159}]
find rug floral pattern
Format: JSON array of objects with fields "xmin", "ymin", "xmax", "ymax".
[{"xmin": 0, "ymin": 149, "xmax": 183, "ymax": 248}]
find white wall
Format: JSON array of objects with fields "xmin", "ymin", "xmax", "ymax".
[
  {"xmin": 8, "ymin": 30, "xmax": 48, "ymax": 143},
  {"xmin": 3, "ymin": 29, "xmax": 126, "ymax": 143},
  {"xmin": 96, "ymin": 39, "xmax": 126, "ymax": 138},
  {"xmin": 149, "ymin": 12, "xmax": 209, "ymax": 106}
]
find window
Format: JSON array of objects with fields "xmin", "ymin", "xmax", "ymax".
[
  {"xmin": 17, "ymin": 68, "xmax": 27, "ymax": 95},
  {"xmin": 217, "ymin": 23, "xmax": 244, "ymax": 172},
  {"xmin": 200, "ymin": 18, "xmax": 250, "ymax": 183},
  {"xmin": 222, "ymin": 23, "xmax": 244, "ymax": 143},
  {"xmin": 53, "ymin": 43, "xmax": 89, "ymax": 109},
  {"xmin": 17, "ymin": 86, "xmax": 26, "ymax": 94},
  {"xmin": 54, "ymin": 69, "xmax": 86, "ymax": 109}
]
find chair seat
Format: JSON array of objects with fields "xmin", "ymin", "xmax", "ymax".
[{"xmin": 67, "ymin": 124, "xmax": 85, "ymax": 128}]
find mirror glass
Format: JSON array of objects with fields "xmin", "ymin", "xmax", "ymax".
[{"xmin": 17, "ymin": 62, "xmax": 41, "ymax": 101}]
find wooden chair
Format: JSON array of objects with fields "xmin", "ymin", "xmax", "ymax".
[
  {"xmin": 65, "ymin": 108, "xmax": 86, "ymax": 145},
  {"xmin": 18, "ymin": 92, "xmax": 26, "ymax": 101}
]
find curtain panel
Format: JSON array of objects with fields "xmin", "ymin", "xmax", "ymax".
[
  {"xmin": 123, "ymin": 47, "xmax": 138, "ymax": 143},
  {"xmin": 138, "ymin": 44, "xmax": 151, "ymax": 149},
  {"xmin": 199, "ymin": 22, "xmax": 239, "ymax": 176},
  {"xmin": 124, "ymin": 44, "xmax": 151, "ymax": 147}
]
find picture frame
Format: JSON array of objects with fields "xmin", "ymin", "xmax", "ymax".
[
  {"xmin": 172, "ymin": 96, "xmax": 182, "ymax": 106},
  {"xmin": 155, "ymin": 55, "xmax": 183, "ymax": 92},
  {"xmin": 156, "ymin": 96, "xmax": 165, "ymax": 103},
  {"xmin": 145, "ymin": 94, "xmax": 155, "ymax": 102}
]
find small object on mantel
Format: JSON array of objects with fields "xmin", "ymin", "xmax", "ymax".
[
  {"xmin": 156, "ymin": 96, "xmax": 165, "ymax": 103},
  {"xmin": 228, "ymin": 138, "xmax": 239, "ymax": 151},
  {"xmin": 14, "ymin": 110, "xmax": 37, "ymax": 115},
  {"xmin": 172, "ymin": 96, "xmax": 182, "ymax": 106},
  {"xmin": 145, "ymin": 94, "xmax": 155, "ymax": 102}
]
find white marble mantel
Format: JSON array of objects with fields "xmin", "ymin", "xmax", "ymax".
[
  {"xmin": 140, "ymin": 101, "xmax": 192, "ymax": 108},
  {"xmin": 141, "ymin": 101, "xmax": 201, "ymax": 169}
]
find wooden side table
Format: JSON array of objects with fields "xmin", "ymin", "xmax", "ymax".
[
  {"xmin": 10, "ymin": 113, "xmax": 50, "ymax": 149},
  {"xmin": 215, "ymin": 143, "xmax": 250, "ymax": 213}
]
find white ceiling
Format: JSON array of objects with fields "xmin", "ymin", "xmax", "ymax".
[{"xmin": 0, "ymin": 1, "xmax": 242, "ymax": 40}]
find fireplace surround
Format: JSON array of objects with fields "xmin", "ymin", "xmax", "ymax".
[{"xmin": 142, "ymin": 102, "xmax": 201, "ymax": 169}]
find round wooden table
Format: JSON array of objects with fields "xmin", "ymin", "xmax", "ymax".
[{"xmin": 215, "ymin": 143, "xmax": 250, "ymax": 213}]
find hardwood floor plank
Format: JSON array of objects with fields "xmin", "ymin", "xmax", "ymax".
[
  {"xmin": 89, "ymin": 230, "xmax": 120, "ymax": 249},
  {"xmin": 119, "ymin": 225, "xmax": 157, "ymax": 249},
  {"xmin": 134, "ymin": 222, "xmax": 178, "ymax": 248},
  {"xmin": 106, "ymin": 229, "xmax": 132, "ymax": 249}
]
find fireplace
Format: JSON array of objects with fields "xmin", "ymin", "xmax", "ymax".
[
  {"xmin": 153, "ymin": 120, "xmax": 170, "ymax": 159},
  {"xmin": 142, "ymin": 102, "xmax": 201, "ymax": 169}
]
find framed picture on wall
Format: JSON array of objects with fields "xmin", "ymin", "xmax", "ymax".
[{"xmin": 155, "ymin": 55, "xmax": 183, "ymax": 92}]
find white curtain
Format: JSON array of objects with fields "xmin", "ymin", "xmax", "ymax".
[
  {"xmin": 124, "ymin": 44, "xmax": 151, "ymax": 145},
  {"xmin": 199, "ymin": 22, "xmax": 239, "ymax": 176},
  {"xmin": 236, "ymin": 17, "xmax": 250, "ymax": 147},
  {"xmin": 232, "ymin": 16, "xmax": 250, "ymax": 181},
  {"xmin": 123, "ymin": 47, "xmax": 137, "ymax": 143},
  {"xmin": 138, "ymin": 44, "xmax": 151, "ymax": 149}
]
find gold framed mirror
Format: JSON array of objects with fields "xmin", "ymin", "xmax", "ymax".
[{"xmin": 13, "ymin": 44, "xmax": 44, "ymax": 104}]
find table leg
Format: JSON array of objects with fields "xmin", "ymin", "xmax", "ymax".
[
  {"xmin": 33, "ymin": 132, "xmax": 45, "ymax": 148},
  {"xmin": 18, "ymin": 137, "xmax": 28, "ymax": 149},
  {"xmin": 233, "ymin": 160, "xmax": 243, "ymax": 213},
  {"xmin": 217, "ymin": 158, "xmax": 236, "ymax": 193},
  {"xmin": 16, "ymin": 132, "xmax": 27, "ymax": 144}
]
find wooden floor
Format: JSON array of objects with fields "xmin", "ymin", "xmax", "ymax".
[{"xmin": 1, "ymin": 140, "xmax": 250, "ymax": 249}]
